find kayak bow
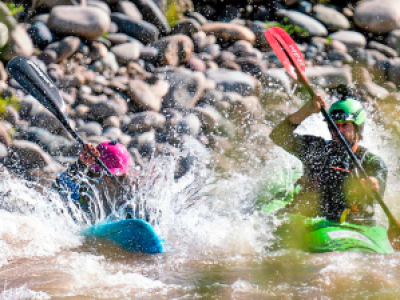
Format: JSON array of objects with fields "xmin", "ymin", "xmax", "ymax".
[{"xmin": 263, "ymin": 199, "xmax": 394, "ymax": 254}]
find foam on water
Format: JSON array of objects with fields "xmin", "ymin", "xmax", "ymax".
[
  {"xmin": 0, "ymin": 171, "xmax": 82, "ymax": 268},
  {"xmin": 127, "ymin": 142, "xmax": 278, "ymax": 255},
  {"xmin": 0, "ymin": 140, "xmax": 280, "ymax": 298},
  {"xmin": 0, "ymin": 285, "xmax": 50, "ymax": 300},
  {"xmin": 53, "ymin": 252, "xmax": 165, "ymax": 299}
]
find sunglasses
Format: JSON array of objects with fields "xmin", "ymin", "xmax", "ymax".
[{"xmin": 329, "ymin": 109, "xmax": 362, "ymax": 122}]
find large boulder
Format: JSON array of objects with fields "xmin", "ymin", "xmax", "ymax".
[
  {"xmin": 127, "ymin": 80, "xmax": 162, "ymax": 112},
  {"xmin": 77, "ymin": 121, "xmax": 103, "ymax": 137},
  {"xmin": 30, "ymin": 111, "xmax": 68, "ymax": 137},
  {"xmin": 361, "ymin": 81, "xmax": 389, "ymax": 100},
  {"xmin": 329, "ymin": 31, "xmax": 367, "ymax": 51},
  {"xmin": 194, "ymin": 105, "xmax": 223, "ymax": 133},
  {"xmin": 387, "ymin": 29, "xmax": 400, "ymax": 55},
  {"xmin": 0, "ymin": 122, "xmax": 11, "ymax": 147},
  {"xmin": 202, "ymin": 22, "xmax": 256, "ymax": 44},
  {"xmin": 8, "ymin": 140, "xmax": 57, "ymax": 170},
  {"xmin": 31, "ymin": 0, "xmax": 75, "ymax": 9},
  {"xmin": 227, "ymin": 94, "xmax": 264, "ymax": 123},
  {"xmin": 115, "ymin": 1, "xmax": 142, "ymax": 20},
  {"xmin": 171, "ymin": 19, "xmax": 201, "ymax": 36},
  {"xmin": 158, "ymin": 68, "xmax": 206, "ymax": 109},
  {"xmin": 131, "ymin": 0, "xmax": 170, "ymax": 35},
  {"xmin": 89, "ymin": 100, "xmax": 128, "ymax": 121},
  {"xmin": 368, "ymin": 41, "xmax": 398, "ymax": 58},
  {"xmin": 110, "ymin": 41, "xmax": 142, "ymax": 64},
  {"xmin": 111, "ymin": 13, "xmax": 159, "ymax": 44},
  {"xmin": 152, "ymin": 34, "xmax": 194, "ymax": 66},
  {"xmin": 48, "ymin": 6, "xmax": 110, "ymax": 40},
  {"xmin": 38, "ymin": 36, "xmax": 80, "ymax": 64},
  {"xmin": 276, "ymin": 10, "xmax": 328, "ymax": 37},
  {"xmin": 305, "ymin": 66, "xmax": 352, "ymax": 88},
  {"xmin": 88, "ymin": 0, "xmax": 111, "ymax": 15},
  {"xmin": 0, "ymin": 22, "xmax": 8, "ymax": 48},
  {"xmin": 312, "ymin": 4, "xmax": 350, "ymax": 31},
  {"xmin": 388, "ymin": 58, "xmax": 400, "ymax": 84},
  {"xmin": 0, "ymin": 25, "xmax": 34, "ymax": 60},
  {"xmin": 124, "ymin": 111, "xmax": 166, "ymax": 133},
  {"xmin": 18, "ymin": 126, "xmax": 78, "ymax": 157},
  {"xmin": 206, "ymin": 69, "xmax": 258, "ymax": 96},
  {"xmin": 28, "ymin": 21, "xmax": 54, "ymax": 49},
  {"xmin": 260, "ymin": 68, "xmax": 291, "ymax": 94},
  {"xmin": 354, "ymin": 0, "xmax": 400, "ymax": 34}
]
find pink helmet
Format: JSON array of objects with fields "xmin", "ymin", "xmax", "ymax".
[{"xmin": 91, "ymin": 141, "xmax": 131, "ymax": 175}]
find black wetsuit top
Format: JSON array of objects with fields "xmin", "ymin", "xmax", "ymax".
[{"xmin": 270, "ymin": 118, "xmax": 388, "ymax": 222}]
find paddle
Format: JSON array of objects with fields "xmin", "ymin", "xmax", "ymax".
[
  {"xmin": 6, "ymin": 56, "xmax": 122, "ymax": 183},
  {"xmin": 264, "ymin": 27, "xmax": 400, "ymax": 248}
]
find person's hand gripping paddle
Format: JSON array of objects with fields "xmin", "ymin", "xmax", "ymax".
[{"xmin": 264, "ymin": 27, "xmax": 400, "ymax": 249}]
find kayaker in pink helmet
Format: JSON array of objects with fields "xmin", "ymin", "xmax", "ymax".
[
  {"xmin": 85, "ymin": 141, "xmax": 131, "ymax": 176},
  {"xmin": 56, "ymin": 140, "xmax": 136, "ymax": 222}
]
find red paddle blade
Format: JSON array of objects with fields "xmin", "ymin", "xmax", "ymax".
[
  {"xmin": 264, "ymin": 27, "xmax": 310, "ymax": 85},
  {"xmin": 264, "ymin": 28, "xmax": 298, "ymax": 80},
  {"xmin": 270, "ymin": 27, "xmax": 306, "ymax": 75}
]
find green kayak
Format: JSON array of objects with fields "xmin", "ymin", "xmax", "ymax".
[{"xmin": 262, "ymin": 198, "xmax": 394, "ymax": 254}]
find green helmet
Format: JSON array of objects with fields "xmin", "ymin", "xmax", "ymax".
[
  {"xmin": 328, "ymin": 98, "xmax": 366, "ymax": 125},
  {"xmin": 328, "ymin": 98, "xmax": 366, "ymax": 136}
]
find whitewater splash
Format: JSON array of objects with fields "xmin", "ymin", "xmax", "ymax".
[
  {"xmin": 1, "ymin": 115, "xmax": 400, "ymax": 298},
  {"xmin": 0, "ymin": 137, "xmax": 282, "ymax": 298}
]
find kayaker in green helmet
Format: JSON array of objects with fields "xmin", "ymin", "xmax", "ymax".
[{"xmin": 270, "ymin": 85, "xmax": 387, "ymax": 224}]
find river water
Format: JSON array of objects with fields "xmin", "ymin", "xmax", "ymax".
[{"xmin": 1, "ymin": 116, "xmax": 400, "ymax": 300}]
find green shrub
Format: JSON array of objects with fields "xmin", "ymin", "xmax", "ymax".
[
  {"xmin": 5, "ymin": 3, "xmax": 23, "ymax": 17},
  {"xmin": 0, "ymin": 95, "xmax": 20, "ymax": 119},
  {"xmin": 266, "ymin": 21, "xmax": 310, "ymax": 38},
  {"xmin": 312, "ymin": 0, "xmax": 332, "ymax": 4},
  {"xmin": 165, "ymin": 0, "xmax": 180, "ymax": 27}
]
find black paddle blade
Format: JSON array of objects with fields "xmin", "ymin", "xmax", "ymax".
[{"xmin": 6, "ymin": 56, "xmax": 68, "ymax": 121}]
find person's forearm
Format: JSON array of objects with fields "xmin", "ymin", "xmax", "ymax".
[
  {"xmin": 288, "ymin": 94, "xmax": 326, "ymax": 125},
  {"xmin": 288, "ymin": 102, "xmax": 314, "ymax": 125}
]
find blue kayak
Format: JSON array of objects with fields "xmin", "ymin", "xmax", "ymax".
[{"xmin": 81, "ymin": 219, "xmax": 165, "ymax": 254}]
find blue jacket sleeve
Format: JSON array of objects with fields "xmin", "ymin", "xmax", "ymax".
[{"xmin": 56, "ymin": 160, "xmax": 89, "ymax": 203}]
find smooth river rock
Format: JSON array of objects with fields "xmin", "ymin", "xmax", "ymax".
[
  {"xmin": 1, "ymin": 25, "xmax": 34, "ymax": 60},
  {"xmin": 387, "ymin": 29, "xmax": 400, "ymax": 54},
  {"xmin": 9, "ymin": 140, "xmax": 57, "ymax": 170},
  {"xmin": 158, "ymin": 68, "xmax": 206, "ymax": 109},
  {"xmin": 0, "ymin": 22, "xmax": 8, "ymax": 48},
  {"xmin": 305, "ymin": 66, "xmax": 352, "ymax": 88},
  {"xmin": 131, "ymin": 0, "xmax": 171, "ymax": 35},
  {"xmin": 48, "ymin": 6, "xmax": 110, "ymax": 40},
  {"xmin": 111, "ymin": 41, "xmax": 142, "ymax": 64},
  {"xmin": 111, "ymin": 13, "xmax": 159, "ymax": 45},
  {"xmin": 276, "ymin": 10, "xmax": 328, "ymax": 37},
  {"xmin": 202, "ymin": 22, "xmax": 256, "ymax": 44},
  {"xmin": 312, "ymin": 4, "xmax": 350, "ymax": 31},
  {"xmin": 354, "ymin": 0, "xmax": 400, "ymax": 34},
  {"xmin": 206, "ymin": 68, "xmax": 257, "ymax": 96},
  {"xmin": 329, "ymin": 30, "xmax": 367, "ymax": 50},
  {"xmin": 127, "ymin": 79, "xmax": 162, "ymax": 112}
]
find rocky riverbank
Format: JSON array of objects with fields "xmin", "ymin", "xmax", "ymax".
[{"xmin": 0, "ymin": 0, "xmax": 400, "ymax": 183}]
